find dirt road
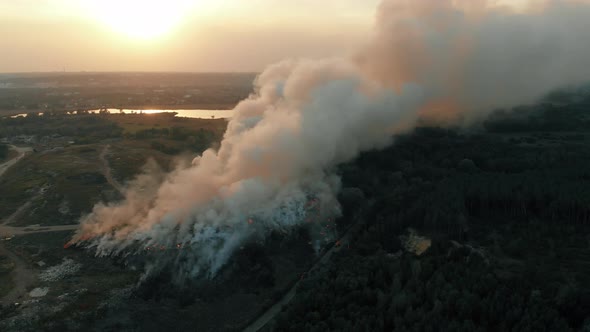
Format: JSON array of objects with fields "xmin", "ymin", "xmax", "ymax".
[
  {"xmin": 1, "ymin": 199, "xmax": 33, "ymax": 226},
  {"xmin": 100, "ymin": 145, "xmax": 125, "ymax": 195},
  {"xmin": 0, "ymin": 145, "xmax": 32, "ymax": 179}
]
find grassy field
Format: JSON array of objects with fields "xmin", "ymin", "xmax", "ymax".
[
  {"xmin": 0, "ymin": 146, "xmax": 106, "ymax": 226},
  {"xmin": 103, "ymin": 140, "xmax": 177, "ymax": 184},
  {"xmin": 0, "ymin": 112, "xmax": 229, "ymax": 227},
  {"xmin": 0, "ymin": 148, "xmax": 18, "ymax": 164},
  {"xmin": 105, "ymin": 113, "xmax": 228, "ymax": 135},
  {"xmin": 0, "ymin": 141, "xmax": 178, "ymax": 227},
  {"xmin": 0, "ymin": 161, "xmax": 51, "ymax": 220}
]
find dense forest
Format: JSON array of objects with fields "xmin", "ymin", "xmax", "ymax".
[{"xmin": 269, "ymin": 89, "xmax": 590, "ymax": 331}]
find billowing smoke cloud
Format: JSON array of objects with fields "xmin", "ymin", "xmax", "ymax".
[
  {"xmin": 361, "ymin": 0, "xmax": 590, "ymax": 123},
  {"xmin": 72, "ymin": 0, "xmax": 590, "ymax": 280}
]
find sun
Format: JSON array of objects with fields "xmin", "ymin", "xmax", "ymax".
[{"xmin": 86, "ymin": 0, "xmax": 195, "ymax": 40}]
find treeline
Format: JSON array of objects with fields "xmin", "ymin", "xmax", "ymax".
[
  {"xmin": 485, "ymin": 89, "xmax": 590, "ymax": 132},
  {"xmin": 339, "ymin": 125, "xmax": 590, "ymax": 238},
  {"xmin": 0, "ymin": 113, "xmax": 122, "ymax": 141}
]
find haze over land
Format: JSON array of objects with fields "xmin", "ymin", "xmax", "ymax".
[
  {"xmin": 1, "ymin": 0, "xmax": 577, "ymax": 73},
  {"xmin": 0, "ymin": 0, "xmax": 379, "ymax": 72}
]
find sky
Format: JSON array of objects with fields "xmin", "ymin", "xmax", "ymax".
[{"xmin": 0, "ymin": 0, "xmax": 380, "ymax": 73}]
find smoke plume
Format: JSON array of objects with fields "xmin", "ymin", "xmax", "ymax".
[{"xmin": 72, "ymin": 0, "xmax": 590, "ymax": 280}]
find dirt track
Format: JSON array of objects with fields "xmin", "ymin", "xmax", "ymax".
[
  {"xmin": 100, "ymin": 145, "xmax": 125, "ymax": 195},
  {"xmin": 0, "ymin": 145, "xmax": 32, "ymax": 179}
]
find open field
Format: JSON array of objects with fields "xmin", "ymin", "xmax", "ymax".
[
  {"xmin": 0, "ymin": 140, "xmax": 184, "ymax": 227},
  {"xmin": 0, "ymin": 145, "xmax": 111, "ymax": 226},
  {"xmin": 0, "ymin": 111, "xmax": 316, "ymax": 331}
]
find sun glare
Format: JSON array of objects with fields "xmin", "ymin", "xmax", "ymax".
[{"xmin": 86, "ymin": 0, "xmax": 195, "ymax": 40}]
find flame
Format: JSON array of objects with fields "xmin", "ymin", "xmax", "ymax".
[{"xmin": 64, "ymin": 233, "xmax": 94, "ymax": 249}]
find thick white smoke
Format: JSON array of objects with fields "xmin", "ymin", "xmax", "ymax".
[{"xmin": 72, "ymin": 0, "xmax": 590, "ymax": 279}]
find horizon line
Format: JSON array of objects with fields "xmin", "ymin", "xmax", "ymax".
[{"xmin": 0, "ymin": 71, "xmax": 260, "ymax": 75}]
